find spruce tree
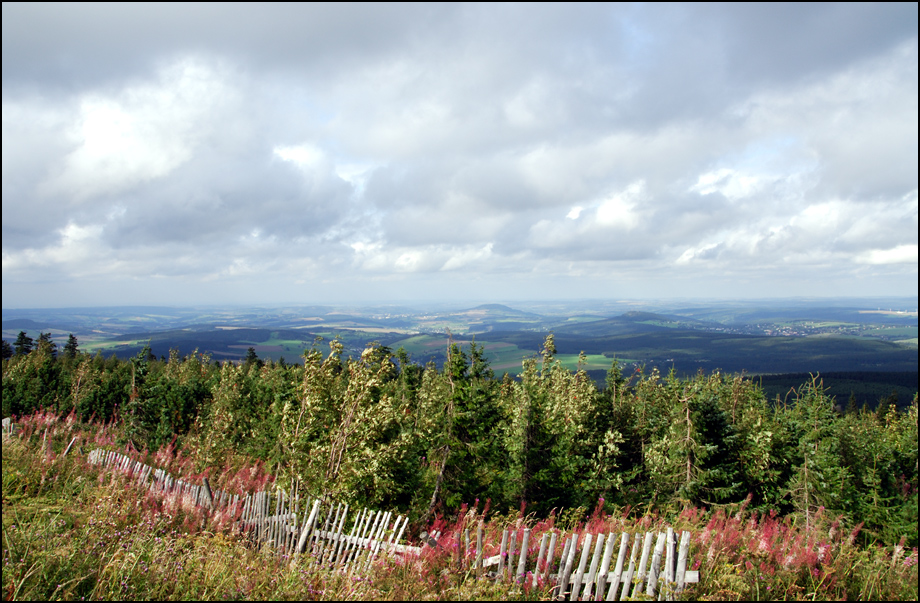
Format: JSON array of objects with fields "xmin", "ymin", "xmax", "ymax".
[
  {"xmin": 14, "ymin": 331, "xmax": 33, "ymax": 355},
  {"xmin": 64, "ymin": 334, "xmax": 79, "ymax": 359},
  {"xmin": 36, "ymin": 332, "xmax": 56, "ymax": 358}
]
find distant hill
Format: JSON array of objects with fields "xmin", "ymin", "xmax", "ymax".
[
  {"xmin": 618, "ymin": 311, "xmax": 674, "ymax": 322},
  {"xmin": 2, "ymin": 319, "xmax": 49, "ymax": 330},
  {"xmin": 463, "ymin": 304, "xmax": 540, "ymax": 317},
  {"xmin": 755, "ymin": 371, "xmax": 918, "ymax": 411}
]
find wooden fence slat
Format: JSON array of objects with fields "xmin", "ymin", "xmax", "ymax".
[
  {"xmin": 554, "ymin": 534, "xmax": 571, "ymax": 591},
  {"xmin": 475, "ymin": 523, "xmax": 484, "ymax": 571},
  {"xmin": 331, "ymin": 507, "xmax": 354, "ymax": 567},
  {"xmin": 675, "ymin": 530, "xmax": 691, "ymax": 593},
  {"xmin": 546, "ymin": 531, "xmax": 560, "ymax": 581},
  {"xmin": 631, "ymin": 531, "xmax": 655, "ymax": 598},
  {"xmin": 596, "ymin": 531, "xmax": 617, "ymax": 601},
  {"xmin": 331, "ymin": 505, "xmax": 353, "ymax": 566},
  {"xmin": 570, "ymin": 532, "xmax": 593, "ymax": 600},
  {"xmin": 508, "ymin": 531, "xmax": 517, "ymax": 579},
  {"xmin": 619, "ymin": 533, "xmax": 640, "ymax": 601},
  {"xmin": 517, "ymin": 528, "xmax": 531, "ymax": 579},
  {"xmin": 62, "ymin": 436, "xmax": 78, "ymax": 456},
  {"xmin": 334, "ymin": 504, "xmax": 351, "ymax": 563},
  {"xmin": 365, "ymin": 511, "xmax": 392, "ymax": 570},
  {"xmin": 645, "ymin": 532, "xmax": 667, "ymax": 598},
  {"xmin": 391, "ymin": 515, "xmax": 408, "ymax": 557},
  {"xmin": 295, "ymin": 499, "xmax": 321, "ymax": 554},
  {"xmin": 360, "ymin": 510, "xmax": 384, "ymax": 566},
  {"xmin": 274, "ymin": 490, "xmax": 284, "ymax": 549},
  {"xmin": 310, "ymin": 501, "xmax": 328, "ymax": 560},
  {"xmin": 362, "ymin": 511, "xmax": 386, "ymax": 570},
  {"xmin": 385, "ymin": 514, "xmax": 403, "ymax": 556},
  {"xmin": 320, "ymin": 503, "xmax": 342, "ymax": 564},
  {"xmin": 606, "ymin": 532, "xmax": 630, "ymax": 601},
  {"xmin": 498, "ymin": 529, "xmax": 509, "ymax": 576},
  {"xmin": 341, "ymin": 508, "xmax": 367, "ymax": 567},
  {"xmin": 344, "ymin": 509, "xmax": 372, "ymax": 569},
  {"xmin": 533, "ymin": 532, "xmax": 549, "ymax": 587},
  {"xmin": 557, "ymin": 534, "xmax": 578, "ymax": 600},
  {"xmin": 353, "ymin": 510, "xmax": 381, "ymax": 568},
  {"xmin": 581, "ymin": 532, "xmax": 604, "ymax": 600},
  {"xmin": 279, "ymin": 490, "xmax": 289, "ymax": 550},
  {"xmin": 662, "ymin": 527, "xmax": 675, "ymax": 601}
]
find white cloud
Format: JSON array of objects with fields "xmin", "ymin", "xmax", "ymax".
[
  {"xmin": 441, "ymin": 243, "xmax": 493, "ymax": 271},
  {"xmin": 691, "ymin": 168, "xmax": 762, "ymax": 200},
  {"xmin": 595, "ymin": 181, "xmax": 644, "ymax": 229},
  {"xmin": 40, "ymin": 59, "xmax": 234, "ymax": 201},
  {"xmin": 566, "ymin": 206, "xmax": 583, "ymax": 220},
  {"xmin": 2, "ymin": 5, "xmax": 917, "ymax": 305},
  {"xmin": 273, "ymin": 144, "xmax": 325, "ymax": 168},
  {"xmin": 857, "ymin": 244, "xmax": 918, "ymax": 265}
]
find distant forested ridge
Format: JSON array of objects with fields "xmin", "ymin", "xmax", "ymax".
[
  {"xmin": 2, "ymin": 333, "xmax": 916, "ymax": 547},
  {"xmin": 757, "ymin": 371, "xmax": 919, "ymax": 412}
]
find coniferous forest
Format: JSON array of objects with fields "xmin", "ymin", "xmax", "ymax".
[{"xmin": 3, "ymin": 332, "xmax": 916, "ymax": 550}]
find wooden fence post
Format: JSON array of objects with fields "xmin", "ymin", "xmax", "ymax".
[
  {"xmin": 517, "ymin": 528, "xmax": 531, "ymax": 580},
  {"xmin": 581, "ymin": 532, "xmax": 604, "ymax": 600},
  {"xmin": 556, "ymin": 533, "xmax": 578, "ymax": 600},
  {"xmin": 595, "ymin": 531, "xmax": 616, "ymax": 600},
  {"xmin": 475, "ymin": 523, "xmax": 484, "ymax": 571},
  {"xmin": 533, "ymin": 532, "xmax": 549, "ymax": 587},
  {"xmin": 619, "ymin": 533, "xmax": 640, "ymax": 601},
  {"xmin": 498, "ymin": 529, "xmax": 509, "ymax": 577},
  {"xmin": 295, "ymin": 499, "xmax": 321, "ymax": 554},
  {"xmin": 570, "ymin": 532, "xmax": 592, "ymax": 601},
  {"xmin": 645, "ymin": 532, "xmax": 667, "ymax": 598}
]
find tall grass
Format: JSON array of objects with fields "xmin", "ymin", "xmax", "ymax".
[{"xmin": 3, "ymin": 413, "xmax": 917, "ymax": 600}]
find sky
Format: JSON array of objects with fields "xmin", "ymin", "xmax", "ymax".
[{"xmin": 2, "ymin": 3, "xmax": 918, "ymax": 308}]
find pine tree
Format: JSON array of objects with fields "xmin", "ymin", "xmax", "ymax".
[
  {"xmin": 64, "ymin": 334, "xmax": 79, "ymax": 359},
  {"xmin": 1, "ymin": 339, "xmax": 12, "ymax": 360},
  {"xmin": 36, "ymin": 332, "xmax": 56, "ymax": 359},
  {"xmin": 782, "ymin": 375, "xmax": 849, "ymax": 530},
  {"xmin": 244, "ymin": 347, "xmax": 262, "ymax": 368},
  {"xmin": 14, "ymin": 331, "xmax": 33, "ymax": 356}
]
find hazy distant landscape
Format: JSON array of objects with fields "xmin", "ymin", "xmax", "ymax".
[{"xmin": 4, "ymin": 297, "xmax": 916, "ymax": 409}]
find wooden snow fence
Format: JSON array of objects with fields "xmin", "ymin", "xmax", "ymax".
[
  {"xmin": 85, "ymin": 448, "xmax": 420, "ymax": 571},
  {"xmin": 450, "ymin": 525, "xmax": 699, "ymax": 600},
  {"xmin": 84, "ymin": 447, "xmax": 700, "ymax": 597},
  {"xmin": 235, "ymin": 494, "xmax": 416, "ymax": 570}
]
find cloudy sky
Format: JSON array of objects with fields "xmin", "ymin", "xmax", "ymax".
[{"xmin": 2, "ymin": 3, "xmax": 917, "ymax": 308}]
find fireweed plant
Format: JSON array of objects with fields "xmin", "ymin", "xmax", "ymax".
[
  {"xmin": 3, "ymin": 337, "xmax": 918, "ymax": 600},
  {"xmin": 3, "ymin": 416, "xmax": 917, "ymax": 601}
]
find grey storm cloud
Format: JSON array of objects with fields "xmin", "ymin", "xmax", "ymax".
[{"xmin": 2, "ymin": 2, "xmax": 917, "ymax": 306}]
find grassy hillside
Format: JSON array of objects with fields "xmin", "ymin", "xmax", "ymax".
[{"xmin": 3, "ymin": 414, "xmax": 917, "ymax": 601}]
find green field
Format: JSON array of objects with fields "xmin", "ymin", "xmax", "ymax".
[{"xmin": 864, "ymin": 326, "xmax": 919, "ymax": 337}]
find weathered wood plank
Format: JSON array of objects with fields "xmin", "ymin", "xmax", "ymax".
[
  {"xmin": 570, "ymin": 532, "xmax": 593, "ymax": 600},
  {"xmin": 556, "ymin": 534, "xmax": 578, "ymax": 600},
  {"xmin": 631, "ymin": 531, "xmax": 655, "ymax": 598},
  {"xmin": 645, "ymin": 532, "xmax": 667, "ymax": 598},
  {"xmin": 497, "ymin": 529, "xmax": 509, "ymax": 575},
  {"xmin": 581, "ymin": 532, "xmax": 604, "ymax": 600},
  {"xmin": 606, "ymin": 531, "xmax": 630, "ymax": 601},
  {"xmin": 295, "ymin": 499, "xmax": 321, "ymax": 554},
  {"xmin": 619, "ymin": 532, "xmax": 640, "ymax": 601},
  {"xmin": 517, "ymin": 528, "xmax": 531, "ymax": 580},
  {"xmin": 533, "ymin": 532, "xmax": 549, "ymax": 587},
  {"xmin": 595, "ymin": 531, "xmax": 617, "ymax": 600}
]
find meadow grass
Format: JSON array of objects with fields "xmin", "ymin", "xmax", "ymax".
[{"xmin": 3, "ymin": 412, "xmax": 917, "ymax": 600}]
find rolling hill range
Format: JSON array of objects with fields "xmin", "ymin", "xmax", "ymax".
[{"xmin": 3, "ymin": 301, "xmax": 916, "ymax": 405}]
